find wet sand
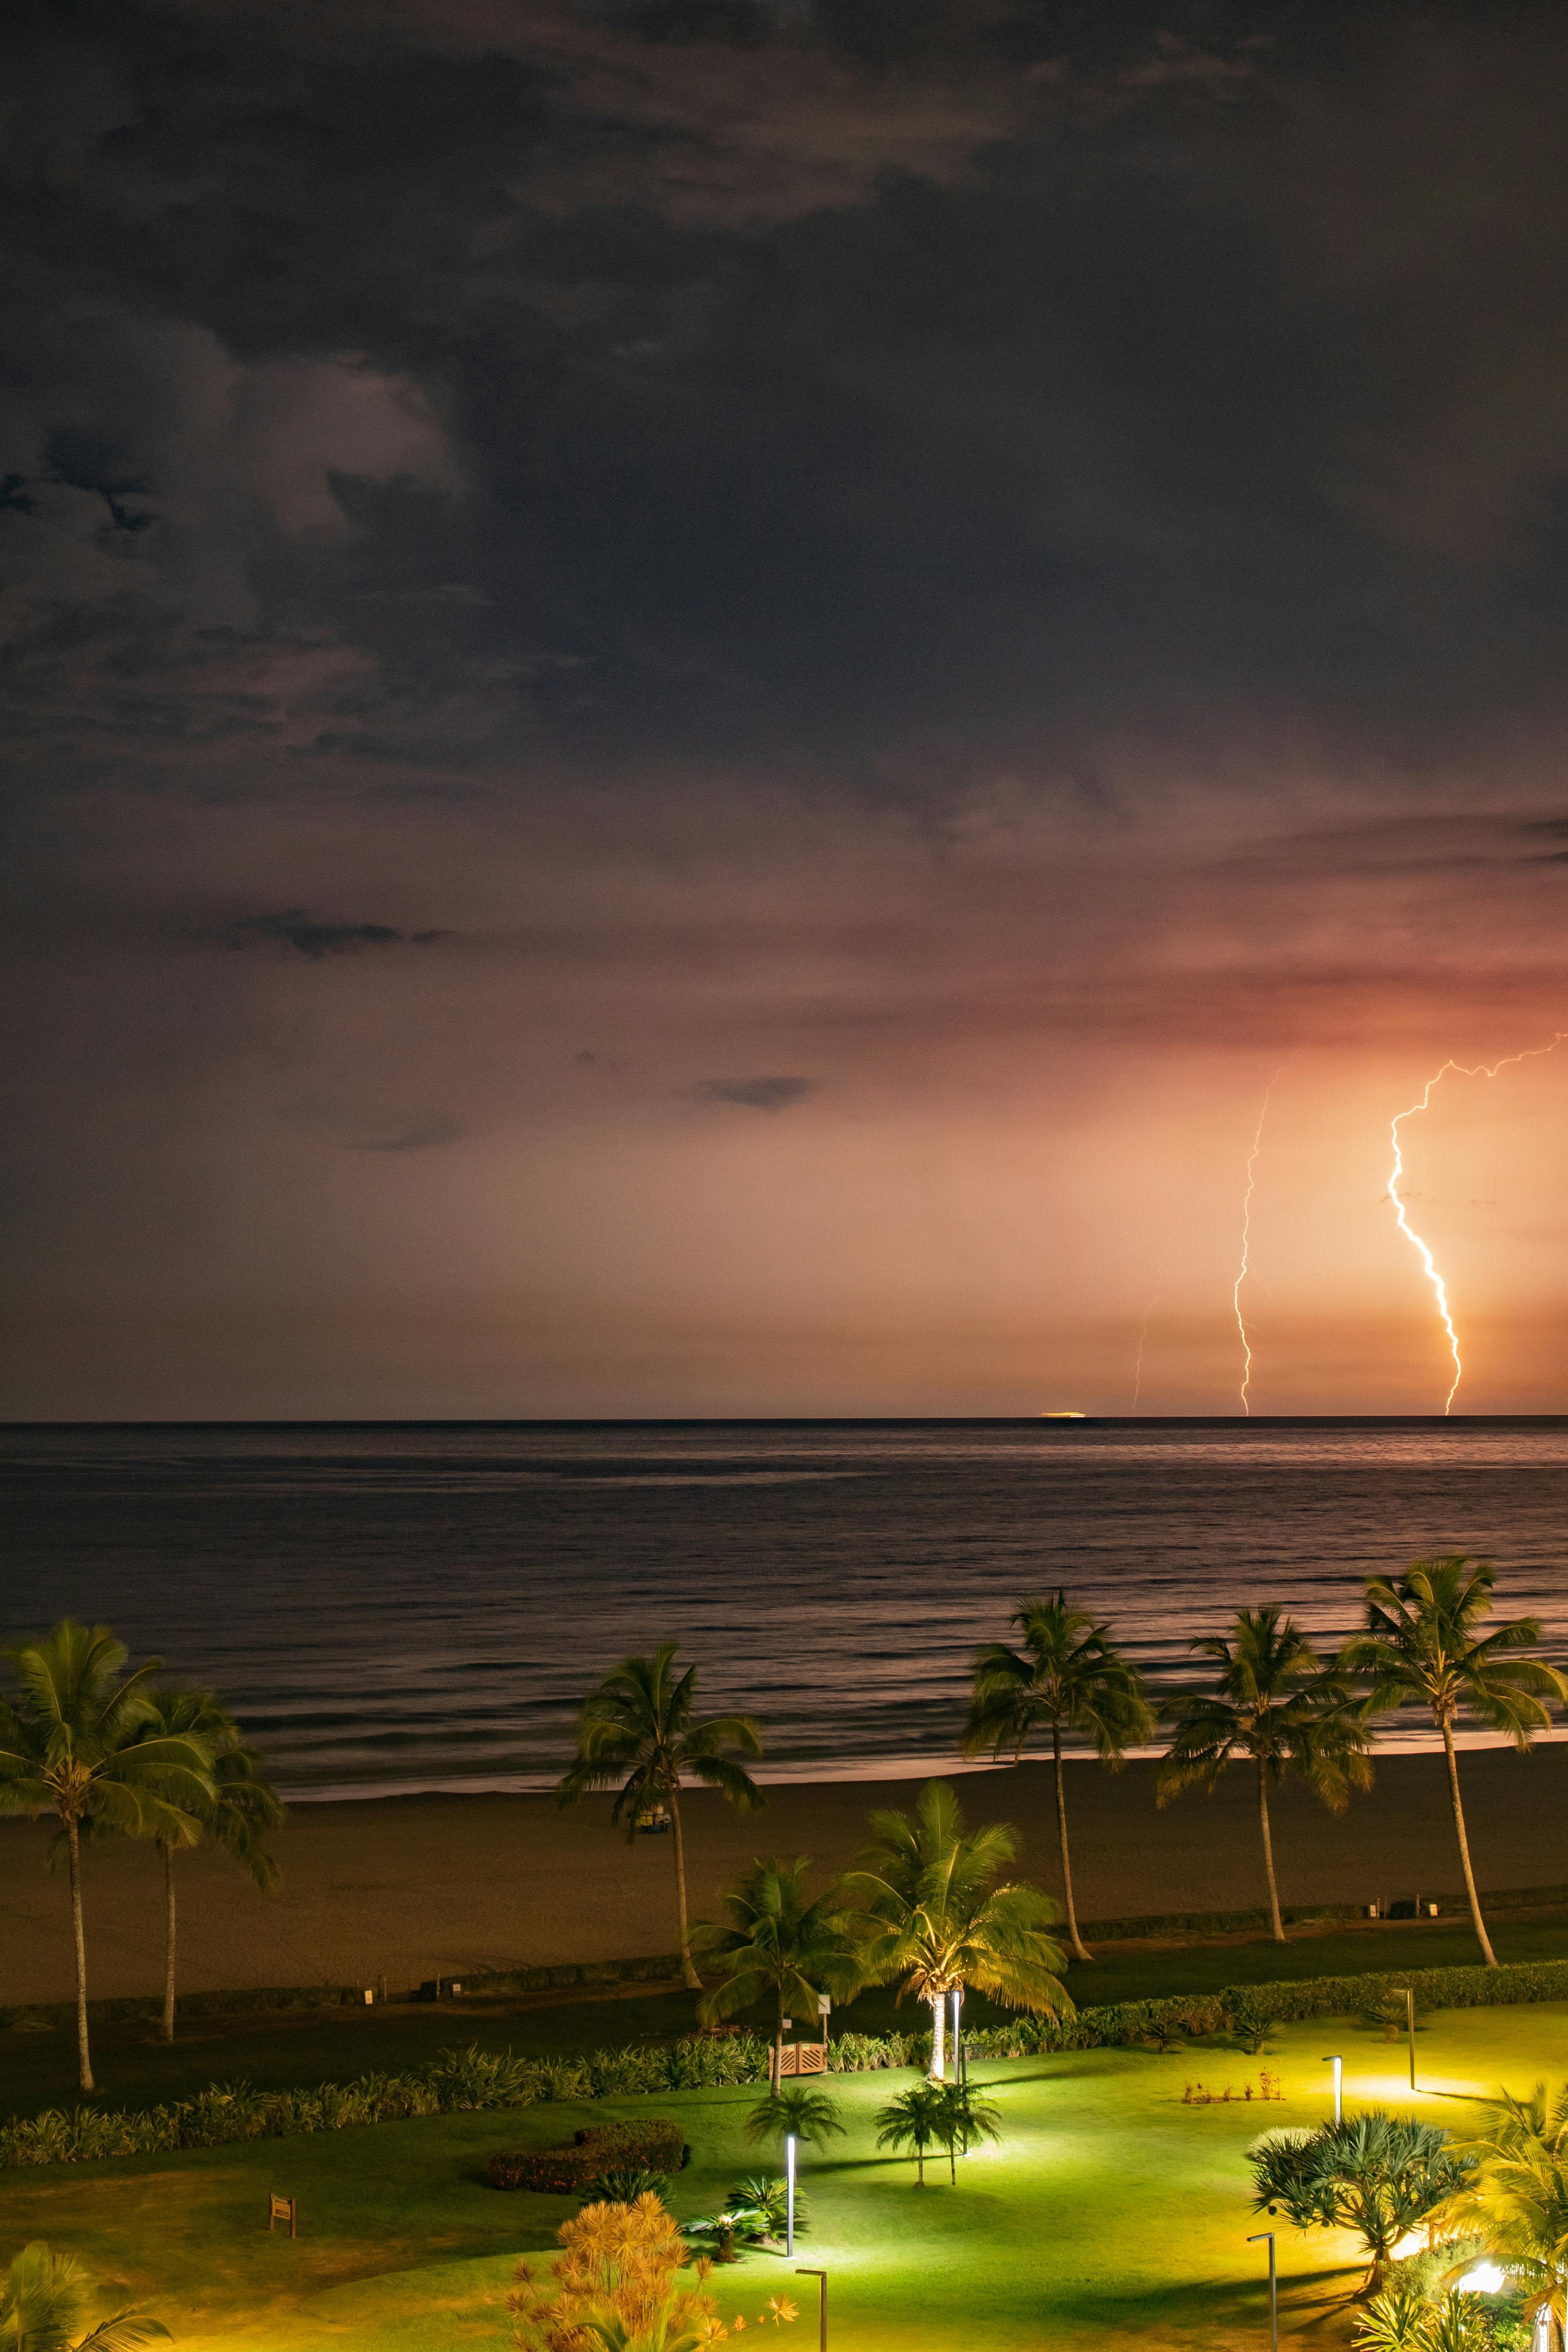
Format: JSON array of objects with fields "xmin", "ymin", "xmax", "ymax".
[{"xmin": 3, "ymin": 1746, "xmax": 1566, "ymax": 2007}]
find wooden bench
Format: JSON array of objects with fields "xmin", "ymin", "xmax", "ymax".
[{"xmin": 777, "ymin": 2043, "xmax": 826, "ymax": 2078}]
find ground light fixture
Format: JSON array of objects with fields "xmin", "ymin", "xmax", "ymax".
[
  {"xmin": 786, "ymin": 2134, "xmax": 797, "ymax": 2258},
  {"xmin": 1323, "ymin": 2054, "xmax": 1343, "ymax": 2124},
  {"xmin": 795, "ymin": 2267, "xmax": 827, "ymax": 2352},
  {"xmin": 1247, "ymin": 2230, "xmax": 1278, "ymax": 2352}
]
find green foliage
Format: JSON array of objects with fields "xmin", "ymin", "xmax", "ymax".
[
  {"xmin": 1441, "ymin": 2079, "xmax": 1568, "ymax": 2318},
  {"xmin": 964, "ymin": 1592, "xmax": 1154, "ymax": 1769},
  {"xmin": 694, "ymin": 1856, "xmax": 863, "ymax": 2039},
  {"xmin": 489, "ymin": 2120, "xmax": 687, "ymax": 2194},
  {"xmin": 742, "ymin": 2086, "xmax": 846, "ymax": 2147},
  {"xmin": 0, "ymin": 2239, "xmax": 170, "ymax": 2350},
  {"xmin": 556, "ymin": 1644, "xmax": 764, "ymax": 1836},
  {"xmin": 874, "ymin": 2083, "xmax": 947, "ymax": 2186},
  {"xmin": 1248, "ymin": 2112, "xmax": 1474, "ymax": 2290},
  {"xmin": 849, "ymin": 1779, "xmax": 1072, "ymax": 2054}
]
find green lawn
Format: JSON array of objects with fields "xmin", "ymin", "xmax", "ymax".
[
  {"xmin": 7, "ymin": 1912, "xmax": 1567, "ymax": 2120},
  {"xmin": 7, "ymin": 2004, "xmax": 1568, "ymax": 2352}
]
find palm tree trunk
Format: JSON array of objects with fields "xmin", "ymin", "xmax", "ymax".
[
  {"xmin": 1441, "ymin": 1718, "xmax": 1497, "ymax": 1966},
  {"xmin": 162, "ymin": 1840, "xmax": 178, "ymax": 2042},
  {"xmin": 1053, "ymin": 1720, "xmax": 1091, "ymax": 1962},
  {"xmin": 65, "ymin": 1815, "xmax": 94, "ymax": 2093},
  {"xmin": 1257, "ymin": 1760, "xmax": 1286, "ymax": 1943},
  {"xmin": 928, "ymin": 1990, "xmax": 945, "ymax": 2082},
  {"xmin": 667, "ymin": 1783, "xmax": 701, "ymax": 1991}
]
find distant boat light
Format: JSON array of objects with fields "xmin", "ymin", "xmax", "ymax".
[{"xmin": 1039, "ymin": 1410, "xmax": 1087, "ymax": 1419}]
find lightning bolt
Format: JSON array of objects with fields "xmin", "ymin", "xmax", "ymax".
[
  {"xmin": 1388, "ymin": 1031, "xmax": 1568, "ymax": 1414},
  {"xmin": 1131, "ymin": 1291, "xmax": 1160, "ymax": 1413},
  {"xmin": 1234, "ymin": 1070, "xmax": 1284, "ymax": 1416}
]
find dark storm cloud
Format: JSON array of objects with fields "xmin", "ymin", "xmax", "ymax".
[
  {"xmin": 4, "ymin": 0, "xmax": 1568, "ymax": 815},
  {"xmin": 699, "ymin": 1074, "xmax": 816, "ymax": 1109},
  {"xmin": 221, "ymin": 911, "xmax": 451, "ymax": 957}
]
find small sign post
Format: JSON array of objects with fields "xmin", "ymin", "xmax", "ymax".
[{"xmin": 268, "ymin": 2193, "xmax": 297, "ymax": 2239}]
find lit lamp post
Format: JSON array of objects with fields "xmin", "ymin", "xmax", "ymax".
[
  {"xmin": 951, "ymin": 1985, "xmax": 965, "ymax": 2085},
  {"xmin": 1404, "ymin": 1988, "xmax": 1416, "ymax": 2092},
  {"xmin": 786, "ymin": 2133, "xmax": 797, "ymax": 2258},
  {"xmin": 795, "ymin": 2267, "xmax": 827, "ymax": 2352},
  {"xmin": 1323, "ymin": 2054, "xmax": 1343, "ymax": 2125},
  {"xmin": 1247, "ymin": 2230, "xmax": 1278, "ymax": 2352}
]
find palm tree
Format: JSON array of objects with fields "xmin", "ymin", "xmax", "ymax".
[
  {"xmin": 847, "ymin": 1779, "xmax": 1071, "ymax": 2080},
  {"xmin": 558, "ymin": 1644, "xmax": 764, "ymax": 1990},
  {"xmin": 1249, "ymin": 2112, "xmax": 1472, "ymax": 2296},
  {"xmin": 1436, "ymin": 2082, "xmax": 1568, "ymax": 2345},
  {"xmin": 695, "ymin": 1857, "xmax": 863, "ymax": 2090},
  {"xmin": 1158, "ymin": 1606, "xmax": 1372, "ymax": 1945},
  {"xmin": 0, "ymin": 1623, "xmax": 213, "ymax": 2091},
  {"xmin": 875, "ymin": 2083, "xmax": 947, "ymax": 2187},
  {"xmin": 0, "ymin": 2239, "xmax": 170, "ymax": 2349},
  {"xmin": 933, "ymin": 2079, "xmax": 1002, "ymax": 2185},
  {"xmin": 136, "ymin": 1690, "xmax": 285, "ymax": 2043},
  {"xmin": 1341, "ymin": 1559, "xmax": 1568, "ymax": 1967},
  {"xmin": 742, "ymin": 2085, "xmax": 847, "ymax": 2150},
  {"xmin": 963, "ymin": 1591, "xmax": 1153, "ymax": 1962}
]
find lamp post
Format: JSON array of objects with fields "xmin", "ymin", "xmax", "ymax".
[
  {"xmin": 1247, "ymin": 2231, "xmax": 1278, "ymax": 2352},
  {"xmin": 795, "ymin": 2267, "xmax": 827, "ymax": 2352},
  {"xmin": 786, "ymin": 2134, "xmax": 797, "ymax": 2258},
  {"xmin": 1323, "ymin": 2054, "xmax": 1343, "ymax": 2125},
  {"xmin": 952, "ymin": 1985, "xmax": 965, "ymax": 2086},
  {"xmin": 1400, "ymin": 1988, "xmax": 1416, "ymax": 2091}
]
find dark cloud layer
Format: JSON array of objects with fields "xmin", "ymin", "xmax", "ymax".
[{"xmin": 6, "ymin": 0, "xmax": 1568, "ymax": 1414}]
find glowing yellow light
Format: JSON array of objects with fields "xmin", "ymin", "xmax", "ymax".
[
  {"xmin": 1388, "ymin": 1034, "xmax": 1568, "ymax": 1414},
  {"xmin": 1234, "ymin": 1071, "xmax": 1285, "ymax": 1415}
]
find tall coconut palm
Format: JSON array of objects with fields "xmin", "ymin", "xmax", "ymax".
[
  {"xmin": 1158, "ymin": 1606, "xmax": 1372, "ymax": 1945},
  {"xmin": 695, "ymin": 1856, "xmax": 863, "ymax": 2089},
  {"xmin": 963, "ymin": 1591, "xmax": 1153, "ymax": 1962},
  {"xmin": 135, "ymin": 1690, "xmax": 285, "ymax": 2043},
  {"xmin": 1437, "ymin": 2082, "xmax": 1568, "ymax": 2343},
  {"xmin": 1341, "ymin": 1559, "xmax": 1567, "ymax": 1967},
  {"xmin": 847, "ymin": 1778, "xmax": 1071, "ymax": 2080},
  {"xmin": 0, "ymin": 1623, "xmax": 213, "ymax": 2091},
  {"xmin": 558, "ymin": 1644, "xmax": 764, "ymax": 1991},
  {"xmin": 0, "ymin": 2240, "xmax": 170, "ymax": 2350}
]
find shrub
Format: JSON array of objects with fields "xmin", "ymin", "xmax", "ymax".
[{"xmin": 490, "ymin": 2120, "xmax": 688, "ymax": 2193}]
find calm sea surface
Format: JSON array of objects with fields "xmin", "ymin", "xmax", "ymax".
[{"xmin": 3, "ymin": 1420, "xmax": 1566, "ymax": 1798}]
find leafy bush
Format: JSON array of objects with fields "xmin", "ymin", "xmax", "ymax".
[{"xmin": 490, "ymin": 2120, "xmax": 687, "ymax": 2193}]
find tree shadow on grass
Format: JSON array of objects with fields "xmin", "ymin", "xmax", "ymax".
[{"xmin": 1054, "ymin": 2261, "xmax": 1363, "ymax": 2345}]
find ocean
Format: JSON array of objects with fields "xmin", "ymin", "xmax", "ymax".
[{"xmin": 3, "ymin": 1419, "xmax": 1566, "ymax": 1799}]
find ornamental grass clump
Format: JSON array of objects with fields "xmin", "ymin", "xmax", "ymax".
[{"xmin": 508, "ymin": 2190, "xmax": 726, "ymax": 2352}]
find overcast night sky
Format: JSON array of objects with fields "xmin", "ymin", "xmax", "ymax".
[{"xmin": 4, "ymin": 0, "xmax": 1568, "ymax": 1420}]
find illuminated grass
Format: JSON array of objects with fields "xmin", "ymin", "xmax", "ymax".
[{"xmin": 5, "ymin": 2006, "xmax": 1568, "ymax": 2352}]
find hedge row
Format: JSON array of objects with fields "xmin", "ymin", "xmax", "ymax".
[
  {"xmin": 9, "ymin": 1960, "xmax": 1568, "ymax": 2168},
  {"xmin": 490, "ymin": 2119, "xmax": 688, "ymax": 2192}
]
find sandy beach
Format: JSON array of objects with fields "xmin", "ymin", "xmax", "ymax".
[{"xmin": 4, "ymin": 1746, "xmax": 1567, "ymax": 2008}]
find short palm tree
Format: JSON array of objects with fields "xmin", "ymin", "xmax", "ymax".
[
  {"xmin": 1341, "ymin": 1559, "xmax": 1568, "ymax": 1966},
  {"xmin": 875, "ymin": 2083, "xmax": 947, "ymax": 2187},
  {"xmin": 963, "ymin": 1591, "xmax": 1153, "ymax": 1962},
  {"xmin": 136, "ymin": 1690, "xmax": 285, "ymax": 2042},
  {"xmin": 695, "ymin": 1856, "xmax": 863, "ymax": 2089},
  {"xmin": 557, "ymin": 1644, "xmax": 764, "ymax": 1990},
  {"xmin": 933, "ymin": 2079, "xmax": 1002, "ymax": 2185},
  {"xmin": 1436, "ymin": 2081, "xmax": 1568, "ymax": 2342},
  {"xmin": 1249, "ymin": 2112, "xmax": 1471, "ymax": 2296},
  {"xmin": 847, "ymin": 1779, "xmax": 1071, "ymax": 2080},
  {"xmin": 0, "ymin": 1623, "xmax": 214, "ymax": 2091},
  {"xmin": 1158, "ymin": 1606, "xmax": 1372, "ymax": 1944},
  {"xmin": 742, "ymin": 2085, "xmax": 847, "ymax": 2150},
  {"xmin": 0, "ymin": 2239, "xmax": 170, "ymax": 2349}
]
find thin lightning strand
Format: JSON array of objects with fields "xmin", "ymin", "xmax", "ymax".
[
  {"xmin": 1131, "ymin": 1292, "xmax": 1160, "ymax": 1413},
  {"xmin": 1388, "ymin": 1031, "xmax": 1568, "ymax": 1415},
  {"xmin": 1234, "ymin": 1070, "xmax": 1285, "ymax": 1416}
]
